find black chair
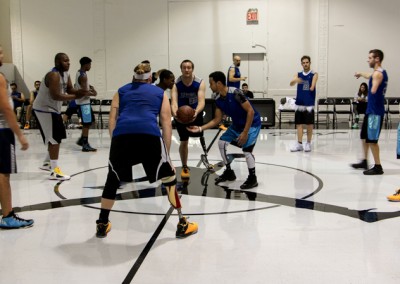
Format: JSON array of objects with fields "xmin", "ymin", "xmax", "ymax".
[
  {"xmin": 386, "ymin": 97, "xmax": 400, "ymax": 128},
  {"xmin": 90, "ymin": 99, "xmax": 101, "ymax": 129},
  {"xmin": 334, "ymin": 98, "xmax": 353, "ymax": 128},
  {"xmin": 278, "ymin": 109, "xmax": 295, "ymax": 129},
  {"xmin": 316, "ymin": 98, "xmax": 336, "ymax": 129},
  {"xmin": 98, "ymin": 99, "xmax": 112, "ymax": 129}
]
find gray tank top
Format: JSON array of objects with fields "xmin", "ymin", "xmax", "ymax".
[{"xmin": 0, "ymin": 82, "xmax": 13, "ymax": 129}]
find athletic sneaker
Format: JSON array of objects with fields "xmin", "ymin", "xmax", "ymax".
[
  {"xmin": 96, "ymin": 220, "xmax": 112, "ymax": 238},
  {"xmin": 363, "ymin": 165, "xmax": 384, "ymax": 175},
  {"xmin": 82, "ymin": 143, "xmax": 97, "ymax": 152},
  {"xmin": 76, "ymin": 137, "xmax": 83, "ymax": 146},
  {"xmin": 49, "ymin": 167, "xmax": 71, "ymax": 180},
  {"xmin": 387, "ymin": 189, "xmax": 400, "ymax": 202},
  {"xmin": 39, "ymin": 161, "xmax": 51, "ymax": 171},
  {"xmin": 351, "ymin": 123, "xmax": 359, "ymax": 129},
  {"xmin": 0, "ymin": 211, "xmax": 34, "ymax": 229},
  {"xmin": 351, "ymin": 159, "xmax": 368, "ymax": 170},
  {"xmin": 304, "ymin": 142, "xmax": 312, "ymax": 152},
  {"xmin": 23, "ymin": 122, "xmax": 30, "ymax": 130},
  {"xmin": 240, "ymin": 175, "xmax": 258, "ymax": 189},
  {"xmin": 290, "ymin": 142, "xmax": 303, "ymax": 152},
  {"xmin": 176, "ymin": 217, "xmax": 198, "ymax": 238},
  {"xmin": 181, "ymin": 166, "xmax": 190, "ymax": 179},
  {"xmin": 215, "ymin": 168, "xmax": 236, "ymax": 184},
  {"xmin": 219, "ymin": 124, "xmax": 228, "ymax": 131}
]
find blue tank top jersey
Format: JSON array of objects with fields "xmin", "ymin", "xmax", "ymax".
[
  {"xmin": 215, "ymin": 87, "xmax": 261, "ymax": 129},
  {"xmin": 295, "ymin": 71, "xmax": 316, "ymax": 106},
  {"xmin": 176, "ymin": 76, "xmax": 202, "ymax": 109},
  {"xmin": 227, "ymin": 65, "xmax": 241, "ymax": 88},
  {"xmin": 113, "ymin": 82, "xmax": 164, "ymax": 137},
  {"xmin": 366, "ymin": 68, "xmax": 388, "ymax": 116}
]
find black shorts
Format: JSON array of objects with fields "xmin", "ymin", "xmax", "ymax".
[
  {"xmin": 109, "ymin": 134, "xmax": 175, "ymax": 183},
  {"xmin": 64, "ymin": 106, "xmax": 79, "ymax": 119},
  {"xmin": 175, "ymin": 112, "xmax": 204, "ymax": 141},
  {"xmin": 35, "ymin": 111, "xmax": 67, "ymax": 144},
  {"xmin": 0, "ymin": 129, "xmax": 17, "ymax": 174},
  {"xmin": 77, "ymin": 104, "xmax": 95, "ymax": 126},
  {"xmin": 295, "ymin": 108, "xmax": 315, "ymax": 125},
  {"xmin": 360, "ymin": 114, "xmax": 383, "ymax": 143}
]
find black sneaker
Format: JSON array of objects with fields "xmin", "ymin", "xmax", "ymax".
[
  {"xmin": 82, "ymin": 143, "xmax": 97, "ymax": 152},
  {"xmin": 240, "ymin": 175, "xmax": 258, "ymax": 189},
  {"xmin": 96, "ymin": 220, "xmax": 111, "ymax": 238},
  {"xmin": 215, "ymin": 168, "xmax": 236, "ymax": 184},
  {"xmin": 351, "ymin": 159, "xmax": 368, "ymax": 170},
  {"xmin": 76, "ymin": 137, "xmax": 83, "ymax": 146},
  {"xmin": 363, "ymin": 165, "xmax": 384, "ymax": 175}
]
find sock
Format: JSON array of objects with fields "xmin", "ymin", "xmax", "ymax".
[
  {"xmin": 226, "ymin": 164, "xmax": 232, "ymax": 171},
  {"xmin": 248, "ymin": 167, "xmax": 256, "ymax": 176},
  {"xmin": 44, "ymin": 152, "xmax": 50, "ymax": 163},
  {"xmin": 82, "ymin": 136, "xmax": 88, "ymax": 145},
  {"xmin": 50, "ymin": 159, "xmax": 58, "ymax": 170},
  {"xmin": 99, "ymin": 209, "xmax": 111, "ymax": 223},
  {"xmin": 5, "ymin": 210, "xmax": 14, "ymax": 218}
]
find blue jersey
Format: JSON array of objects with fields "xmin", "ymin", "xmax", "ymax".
[
  {"xmin": 366, "ymin": 68, "xmax": 388, "ymax": 116},
  {"xmin": 227, "ymin": 65, "xmax": 241, "ymax": 88},
  {"xmin": 12, "ymin": 92, "xmax": 23, "ymax": 108},
  {"xmin": 215, "ymin": 87, "xmax": 261, "ymax": 130},
  {"xmin": 295, "ymin": 71, "xmax": 316, "ymax": 106},
  {"xmin": 176, "ymin": 76, "xmax": 202, "ymax": 109},
  {"xmin": 113, "ymin": 82, "xmax": 164, "ymax": 137}
]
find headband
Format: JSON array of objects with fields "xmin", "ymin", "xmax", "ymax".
[{"xmin": 134, "ymin": 71, "xmax": 151, "ymax": 80}]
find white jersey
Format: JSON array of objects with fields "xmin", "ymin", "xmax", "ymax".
[
  {"xmin": 33, "ymin": 68, "xmax": 69, "ymax": 114},
  {"xmin": 0, "ymin": 82, "xmax": 13, "ymax": 129},
  {"xmin": 74, "ymin": 70, "xmax": 90, "ymax": 105}
]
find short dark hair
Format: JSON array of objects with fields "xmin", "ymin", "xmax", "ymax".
[
  {"xmin": 34, "ymin": 80, "xmax": 41, "ymax": 84},
  {"xmin": 301, "ymin": 55, "xmax": 311, "ymax": 62},
  {"xmin": 180, "ymin": 59, "xmax": 194, "ymax": 69},
  {"xmin": 242, "ymin": 83, "xmax": 248, "ymax": 87},
  {"xmin": 10, "ymin": 82, "xmax": 17, "ymax": 87},
  {"xmin": 369, "ymin": 49, "xmax": 384, "ymax": 62},
  {"xmin": 79, "ymin": 56, "xmax": 92, "ymax": 66},
  {"xmin": 209, "ymin": 71, "xmax": 226, "ymax": 86},
  {"xmin": 159, "ymin": 69, "xmax": 174, "ymax": 82},
  {"xmin": 141, "ymin": 60, "xmax": 150, "ymax": 64}
]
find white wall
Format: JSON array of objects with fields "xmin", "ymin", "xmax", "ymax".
[{"xmin": 9, "ymin": 0, "xmax": 400, "ymax": 100}]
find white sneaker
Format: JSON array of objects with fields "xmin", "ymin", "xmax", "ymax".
[
  {"xmin": 290, "ymin": 142, "xmax": 304, "ymax": 152},
  {"xmin": 39, "ymin": 161, "xmax": 51, "ymax": 171},
  {"xmin": 304, "ymin": 142, "xmax": 312, "ymax": 152},
  {"xmin": 49, "ymin": 167, "xmax": 71, "ymax": 181}
]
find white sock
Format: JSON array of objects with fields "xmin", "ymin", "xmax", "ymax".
[
  {"xmin": 50, "ymin": 160, "xmax": 58, "ymax": 171},
  {"xmin": 44, "ymin": 152, "xmax": 50, "ymax": 163}
]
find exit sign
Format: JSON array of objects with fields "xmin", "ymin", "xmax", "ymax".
[{"xmin": 247, "ymin": 8, "xmax": 259, "ymax": 25}]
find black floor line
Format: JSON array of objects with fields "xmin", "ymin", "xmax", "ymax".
[{"xmin": 122, "ymin": 205, "xmax": 175, "ymax": 284}]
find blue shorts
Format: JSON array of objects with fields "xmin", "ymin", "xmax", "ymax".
[{"xmin": 220, "ymin": 124, "xmax": 261, "ymax": 149}]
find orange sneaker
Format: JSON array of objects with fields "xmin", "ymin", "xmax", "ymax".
[
  {"xmin": 176, "ymin": 217, "xmax": 198, "ymax": 238},
  {"xmin": 387, "ymin": 189, "xmax": 400, "ymax": 202}
]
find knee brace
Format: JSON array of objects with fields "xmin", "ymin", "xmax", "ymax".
[{"xmin": 161, "ymin": 175, "xmax": 181, "ymax": 209}]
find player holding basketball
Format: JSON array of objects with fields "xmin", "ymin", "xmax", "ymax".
[
  {"xmin": 171, "ymin": 59, "xmax": 206, "ymax": 178},
  {"xmin": 188, "ymin": 71, "xmax": 261, "ymax": 189},
  {"xmin": 95, "ymin": 62, "xmax": 198, "ymax": 238}
]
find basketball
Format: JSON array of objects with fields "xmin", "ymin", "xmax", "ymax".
[{"xmin": 176, "ymin": 105, "xmax": 195, "ymax": 124}]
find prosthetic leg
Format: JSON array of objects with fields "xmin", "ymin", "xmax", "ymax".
[{"xmin": 161, "ymin": 175, "xmax": 198, "ymax": 238}]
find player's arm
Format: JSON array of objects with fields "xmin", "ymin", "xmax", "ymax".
[
  {"xmin": 160, "ymin": 92, "xmax": 172, "ymax": 152},
  {"xmin": 65, "ymin": 75, "xmax": 87, "ymax": 99},
  {"xmin": 0, "ymin": 74, "xmax": 28, "ymax": 150},
  {"xmin": 170, "ymin": 84, "xmax": 178, "ymax": 117},
  {"xmin": 290, "ymin": 74, "xmax": 303, "ymax": 86},
  {"xmin": 354, "ymin": 72, "xmax": 372, "ymax": 79},
  {"xmin": 310, "ymin": 72, "xmax": 318, "ymax": 91},
  {"xmin": 47, "ymin": 72, "xmax": 79, "ymax": 101},
  {"xmin": 29, "ymin": 91, "xmax": 34, "ymax": 104},
  {"xmin": 237, "ymin": 93, "xmax": 254, "ymax": 146},
  {"xmin": 194, "ymin": 80, "xmax": 206, "ymax": 117},
  {"xmin": 108, "ymin": 92, "xmax": 119, "ymax": 137},
  {"xmin": 228, "ymin": 67, "xmax": 246, "ymax": 82},
  {"xmin": 187, "ymin": 106, "xmax": 223, "ymax": 133},
  {"xmin": 78, "ymin": 74, "xmax": 98, "ymax": 97},
  {"xmin": 370, "ymin": 71, "xmax": 383, "ymax": 95}
]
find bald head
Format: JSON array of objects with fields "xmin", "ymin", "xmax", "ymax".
[{"xmin": 233, "ymin": 55, "xmax": 241, "ymax": 67}]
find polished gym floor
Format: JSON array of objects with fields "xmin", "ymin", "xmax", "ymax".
[{"xmin": 2, "ymin": 124, "xmax": 400, "ymax": 283}]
